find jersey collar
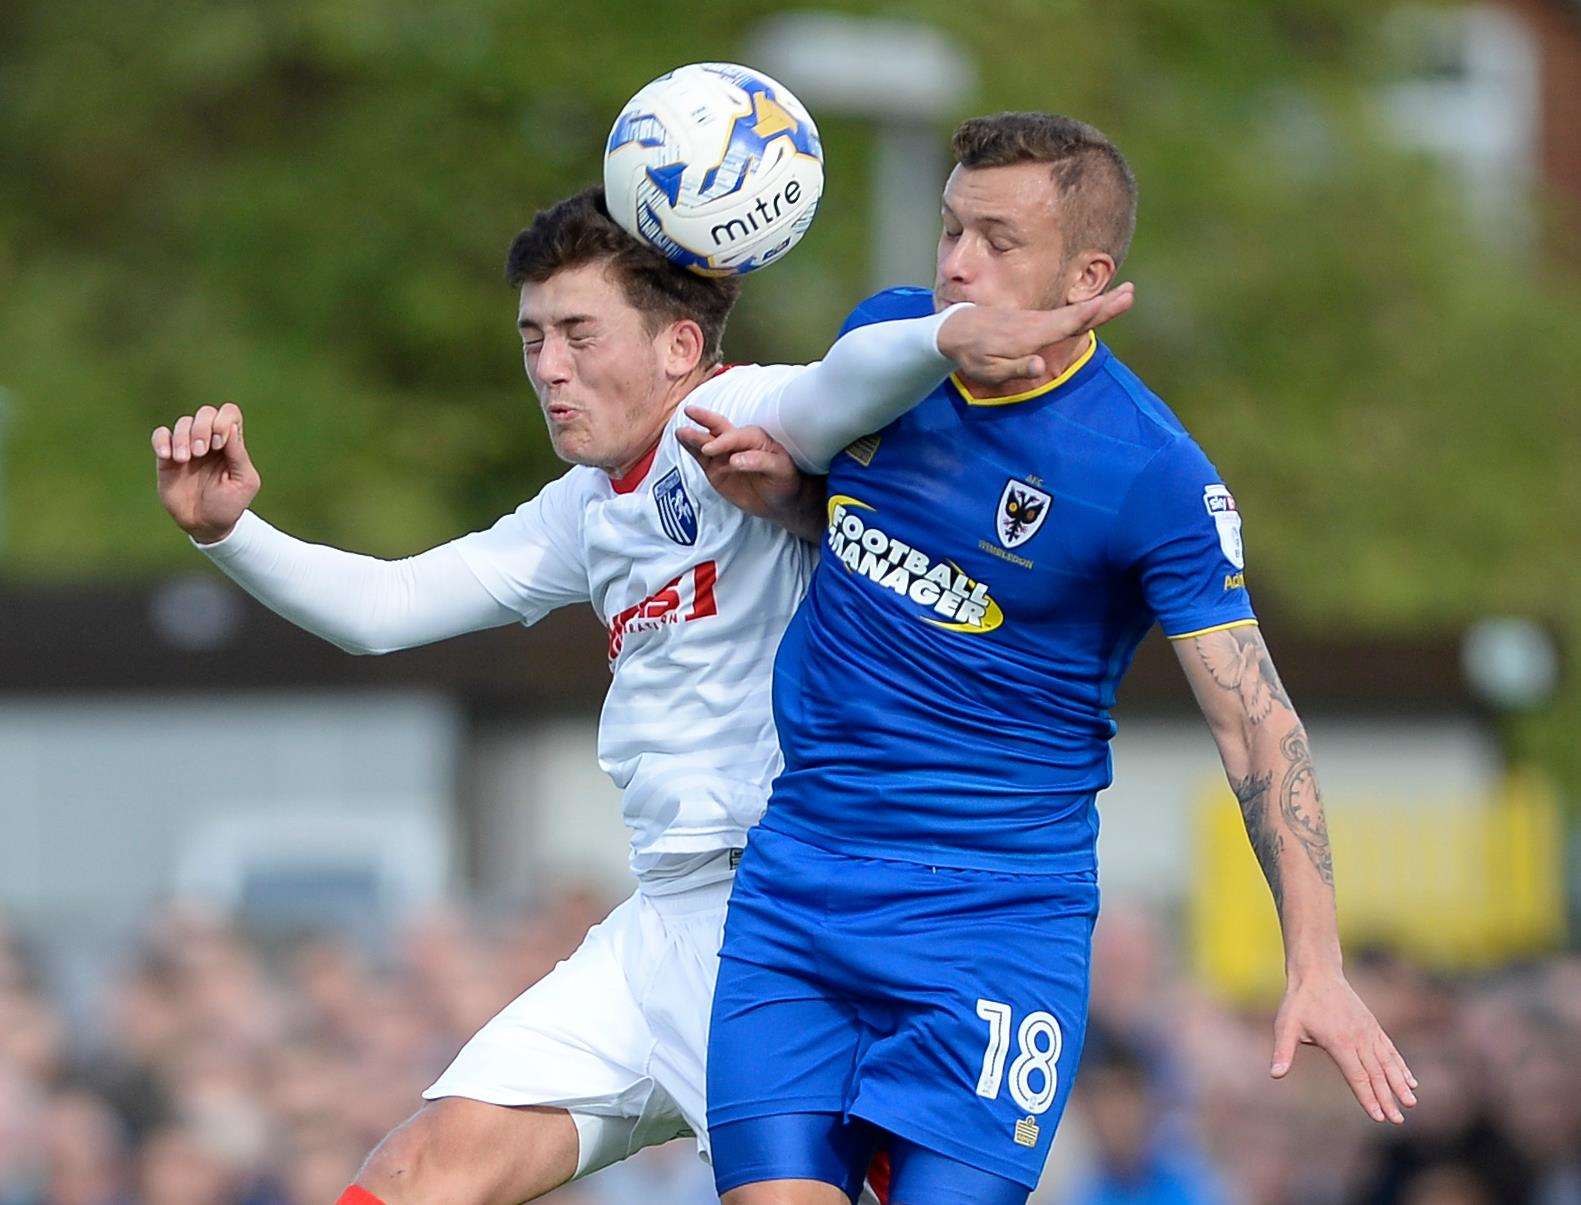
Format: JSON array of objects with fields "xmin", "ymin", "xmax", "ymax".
[
  {"xmin": 608, "ymin": 363, "xmax": 738, "ymax": 495},
  {"xmin": 949, "ymin": 330, "xmax": 1100, "ymax": 407},
  {"xmin": 608, "ymin": 440, "xmax": 661, "ymax": 494}
]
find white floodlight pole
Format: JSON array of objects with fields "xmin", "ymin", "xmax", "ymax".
[{"xmin": 749, "ymin": 14, "xmax": 976, "ymax": 291}]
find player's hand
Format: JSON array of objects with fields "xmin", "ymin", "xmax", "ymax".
[
  {"xmin": 677, "ymin": 407, "xmax": 826, "ymax": 543},
  {"xmin": 938, "ymin": 283, "xmax": 1135, "ymax": 385},
  {"xmin": 151, "ymin": 402, "xmax": 261, "ymax": 544},
  {"xmin": 1270, "ymin": 970, "xmax": 1418, "ymax": 1124}
]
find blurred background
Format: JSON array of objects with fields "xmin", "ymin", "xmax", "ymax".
[{"xmin": 2, "ymin": 0, "xmax": 1579, "ymax": 1201}]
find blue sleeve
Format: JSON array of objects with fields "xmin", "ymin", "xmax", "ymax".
[
  {"xmin": 1111, "ymin": 436, "xmax": 1256, "ymax": 638},
  {"xmin": 836, "ymin": 287, "xmax": 936, "ymax": 338}
]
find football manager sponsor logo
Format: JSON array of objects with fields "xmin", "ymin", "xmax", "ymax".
[{"xmin": 826, "ymin": 496, "xmax": 1003, "ymax": 634}]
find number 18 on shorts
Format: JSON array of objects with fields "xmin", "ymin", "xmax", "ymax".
[
  {"xmin": 975, "ymin": 1000, "xmax": 1066, "ymax": 1151},
  {"xmin": 707, "ymin": 829, "xmax": 1099, "ymax": 1192}
]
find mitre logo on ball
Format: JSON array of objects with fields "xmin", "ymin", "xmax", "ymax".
[{"xmin": 604, "ymin": 62, "xmax": 824, "ymax": 276}]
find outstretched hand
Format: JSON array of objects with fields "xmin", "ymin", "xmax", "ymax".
[
  {"xmin": 1272, "ymin": 971, "xmax": 1418, "ymax": 1124},
  {"xmin": 937, "ymin": 283, "xmax": 1135, "ymax": 385}
]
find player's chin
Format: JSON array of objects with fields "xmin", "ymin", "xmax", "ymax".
[
  {"xmin": 553, "ymin": 431, "xmax": 624, "ymax": 473},
  {"xmin": 547, "ymin": 428, "xmax": 594, "ymax": 466}
]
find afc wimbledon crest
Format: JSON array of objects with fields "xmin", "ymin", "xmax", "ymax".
[
  {"xmin": 1202, "ymin": 484, "xmax": 1244, "ymax": 569},
  {"xmin": 997, "ymin": 479, "xmax": 1051, "ymax": 549},
  {"xmin": 653, "ymin": 467, "xmax": 698, "ymax": 546}
]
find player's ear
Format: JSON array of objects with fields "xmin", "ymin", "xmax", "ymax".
[
  {"xmin": 661, "ymin": 318, "xmax": 706, "ymax": 380},
  {"xmin": 1065, "ymin": 251, "xmax": 1116, "ymax": 304}
]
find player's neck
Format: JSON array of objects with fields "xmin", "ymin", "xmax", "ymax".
[
  {"xmin": 605, "ymin": 364, "xmax": 715, "ymax": 481},
  {"xmin": 958, "ymin": 331, "xmax": 1092, "ymax": 401}
]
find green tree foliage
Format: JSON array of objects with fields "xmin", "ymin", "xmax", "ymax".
[{"xmin": 2, "ymin": 0, "xmax": 1577, "ymax": 783}]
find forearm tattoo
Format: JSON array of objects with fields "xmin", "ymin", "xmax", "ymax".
[
  {"xmin": 1195, "ymin": 626, "xmax": 1336, "ymax": 895},
  {"xmin": 1278, "ymin": 727, "xmax": 1334, "ymax": 887},
  {"xmin": 1195, "ymin": 626, "xmax": 1293, "ymax": 725},
  {"xmin": 1232, "ymin": 769, "xmax": 1283, "ymax": 916}
]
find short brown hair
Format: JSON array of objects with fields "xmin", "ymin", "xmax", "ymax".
[
  {"xmin": 506, "ymin": 186, "xmax": 741, "ymax": 364},
  {"xmin": 952, "ymin": 112, "xmax": 1138, "ymax": 267}
]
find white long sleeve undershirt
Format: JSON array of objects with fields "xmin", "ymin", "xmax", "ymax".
[
  {"xmin": 750, "ymin": 301, "xmax": 962, "ymax": 473},
  {"xmin": 197, "ymin": 514, "xmax": 519, "ymax": 654},
  {"xmin": 195, "ymin": 303, "xmax": 964, "ymax": 652}
]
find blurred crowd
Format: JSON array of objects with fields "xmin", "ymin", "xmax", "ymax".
[{"xmin": 0, "ymin": 893, "xmax": 1577, "ymax": 1205}]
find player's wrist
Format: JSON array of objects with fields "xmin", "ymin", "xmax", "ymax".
[
  {"xmin": 931, "ymin": 302, "xmax": 976, "ymax": 361},
  {"xmin": 1284, "ymin": 942, "xmax": 1345, "ymax": 985},
  {"xmin": 188, "ymin": 513, "xmax": 245, "ymax": 548}
]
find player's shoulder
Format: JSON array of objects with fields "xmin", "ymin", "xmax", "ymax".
[
  {"xmin": 1073, "ymin": 352, "xmax": 1233, "ymax": 521},
  {"xmin": 452, "ymin": 463, "xmax": 592, "ymax": 573},
  {"xmin": 838, "ymin": 286, "xmax": 936, "ymax": 335},
  {"xmin": 538, "ymin": 462, "xmax": 604, "ymax": 502},
  {"xmin": 1066, "ymin": 343, "xmax": 1199, "ymax": 460},
  {"xmin": 677, "ymin": 361, "xmax": 804, "ymax": 426},
  {"xmin": 500, "ymin": 463, "xmax": 600, "ymax": 525}
]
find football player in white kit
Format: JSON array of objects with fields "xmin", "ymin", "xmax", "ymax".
[{"xmin": 149, "ymin": 186, "xmax": 1133, "ymax": 1205}]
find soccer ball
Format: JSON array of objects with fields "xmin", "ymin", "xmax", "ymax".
[{"xmin": 604, "ymin": 62, "xmax": 823, "ymax": 276}]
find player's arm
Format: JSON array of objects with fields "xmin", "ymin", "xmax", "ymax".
[
  {"xmin": 1118, "ymin": 438, "xmax": 1416, "ymax": 1125},
  {"xmin": 709, "ymin": 286, "xmax": 1134, "ymax": 475},
  {"xmin": 677, "ymin": 287, "xmax": 1134, "ymax": 534},
  {"xmin": 153, "ymin": 404, "xmax": 523, "ymax": 654},
  {"xmin": 1174, "ymin": 624, "xmax": 1418, "ymax": 1124},
  {"xmin": 676, "ymin": 416, "xmax": 826, "ymax": 542}
]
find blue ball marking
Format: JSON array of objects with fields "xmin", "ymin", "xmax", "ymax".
[
  {"xmin": 637, "ymin": 200, "xmax": 714, "ymax": 270},
  {"xmin": 645, "ymin": 161, "xmax": 687, "ymax": 207},
  {"xmin": 696, "ymin": 73, "xmax": 821, "ymax": 198},
  {"xmin": 607, "ymin": 109, "xmax": 669, "ymax": 154}
]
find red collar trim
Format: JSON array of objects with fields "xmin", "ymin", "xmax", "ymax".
[
  {"xmin": 608, "ymin": 367, "xmax": 735, "ymax": 495},
  {"xmin": 609, "ymin": 440, "xmax": 660, "ymax": 495}
]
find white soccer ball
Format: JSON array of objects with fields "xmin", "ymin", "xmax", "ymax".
[{"xmin": 603, "ymin": 62, "xmax": 824, "ymax": 276}]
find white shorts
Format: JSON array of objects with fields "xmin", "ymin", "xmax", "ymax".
[{"xmin": 423, "ymin": 872, "xmax": 729, "ymax": 1178}]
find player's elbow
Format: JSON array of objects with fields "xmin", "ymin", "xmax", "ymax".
[
  {"xmin": 323, "ymin": 629, "xmax": 400, "ymax": 656},
  {"xmin": 1206, "ymin": 711, "xmax": 1258, "ymax": 776}
]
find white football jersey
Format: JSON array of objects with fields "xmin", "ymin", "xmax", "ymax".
[{"xmin": 453, "ymin": 365, "xmax": 818, "ymax": 886}]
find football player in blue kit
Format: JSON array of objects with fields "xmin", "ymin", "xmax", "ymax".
[{"xmin": 685, "ymin": 113, "xmax": 1417, "ymax": 1205}]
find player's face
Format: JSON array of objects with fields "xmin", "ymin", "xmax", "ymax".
[
  {"xmin": 518, "ymin": 263, "xmax": 671, "ymax": 472},
  {"xmin": 935, "ymin": 163, "xmax": 1078, "ymax": 311}
]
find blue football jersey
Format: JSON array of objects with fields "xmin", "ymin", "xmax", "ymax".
[{"xmin": 762, "ymin": 287, "xmax": 1257, "ymax": 873}]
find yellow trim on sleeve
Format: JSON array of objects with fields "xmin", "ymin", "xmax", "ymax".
[
  {"xmin": 1167, "ymin": 618, "xmax": 1260, "ymax": 641},
  {"xmin": 951, "ymin": 331, "xmax": 1098, "ymax": 407}
]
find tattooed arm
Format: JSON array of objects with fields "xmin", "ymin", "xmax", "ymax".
[
  {"xmin": 1175, "ymin": 622, "xmax": 1418, "ymax": 1124},
  {"xmin": 1177, "ymin": 624, "xmax": 1333, "ymax": 945}
]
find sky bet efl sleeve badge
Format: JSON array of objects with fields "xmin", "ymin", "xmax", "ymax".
[
  {"xmin": 653, "ymin": 467, "xmax": 699, "ymax": 546},
  {"xmin": 1202, "ymin": 484, "xmax": 1244, "ymax": 568},
  {"xmin": 996, "ymin": 479, "xmax": 1052, "ymax": 549}
]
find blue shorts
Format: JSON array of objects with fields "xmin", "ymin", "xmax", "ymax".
[{"xmin": 707, "ymin": 826, "xmax": 1099, "ymax": 1197}]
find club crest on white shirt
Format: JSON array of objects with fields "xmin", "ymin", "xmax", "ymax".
[
  {"xmin": 653, "ymin": 467, "xmax": 698, "ymax": 546},
  {"xmin": 1202, "ymin": 484, "xmax": 1244, "ymax": 569},
  {"xmin": 997, "ymin": 479, "xmax": 1051, "ymax": 549}
]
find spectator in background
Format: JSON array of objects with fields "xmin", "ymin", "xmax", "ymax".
[
  {"xmin": 1395, "ymin": 1163, "xmax": 1496, "ymax": 1205},
  {"xmin": 39, "ymin": 1090, "xmax": 129, "ymax": 1205},
  {"xmin": 1353, "ymin": 1022, "xmax": 1526, "ymax": 1203},
  {"xmin": 2, "ymin": 896, "xmax": 1580, "ymax": 1204},
  {"xmin": 135, "ymin": 1124, "xmax": 243, "ymax": 1205},
  {"xmin": 0, "ymin": 1064, "xmax": 45, "ymax": 1205},
  {"xmin": 1066, "ymin": 1031, "xmax": 1228, "ymax": 1205},
  {"xmin": 1490, "ymin": 1003, "xmax": 1581, "ymax": 1205}
]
